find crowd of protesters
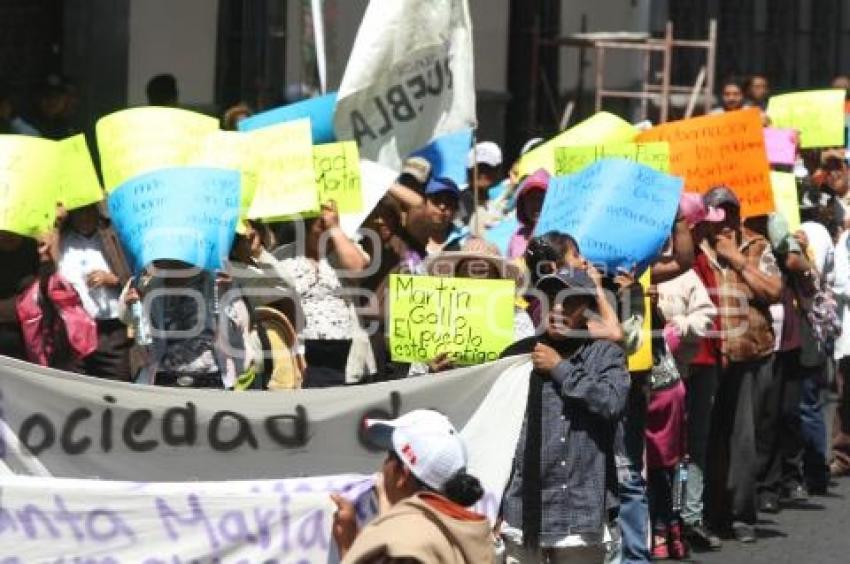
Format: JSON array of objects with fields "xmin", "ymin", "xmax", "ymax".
[{"xmin": 4, "ymin": 70, "xmax": 850, "ymax": 563}]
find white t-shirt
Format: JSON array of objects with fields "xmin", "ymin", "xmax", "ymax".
[{"xmin": 59, "ymin": 230, "xmax": 121, "ymax": 320}]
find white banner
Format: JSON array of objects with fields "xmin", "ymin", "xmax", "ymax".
[
  {"xmin": 0, "ymin": 356, "xmax": 530, "ymax": 561},
  {"xmin": 333, "ymin": 0, "xmax": 476, "ymax": 169}
]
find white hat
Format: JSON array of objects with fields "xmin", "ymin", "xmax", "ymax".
[
  {"xmin": 365, "ymin": 409, "xmax": 467, "ymax": 492},
  {"xmin": 467, "ymin": 141, "xmax": 503, "ymax": 169}
]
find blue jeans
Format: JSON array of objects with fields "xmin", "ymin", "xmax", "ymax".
[
  {"xmin": 800, "ymin": 369, "xmax": 829, "ymax": 490},
  {"xmin": 614, "ymin": 379, "xmax": 651, "ymax": 563}
]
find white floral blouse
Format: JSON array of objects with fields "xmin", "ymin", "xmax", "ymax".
[{"xmin": 278, "ymin": 256, "xmax": 352, "ymax": 340}]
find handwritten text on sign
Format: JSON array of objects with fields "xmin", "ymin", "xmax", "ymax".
[
  {"xmin": 388, "ymin": 274, "xmax": 515, "ymax": 365},
  {"xmin": 108, "ymin": 167, "xmax": 241, "ymax": 273},
  {"xmin": 0, "ymin": 134, "xmax": 58, "ymax": 236},
  {"xmin": 636, "ymin": 107, "xmax": 773, "ymax": 217},
  {"xmin": 767, "ymin": 89, "xmax": 845, "ymax": 149},
  {"xmin": 313, "ymin": 141, "xmax": 362, "ymax": 213},
  {"xmin": 555, "ymin": 141, "xmax": 669, "ymax": 175},
  {"xmin": 535, "ymin": 159, "xmax": 683, "ymax": 273}
]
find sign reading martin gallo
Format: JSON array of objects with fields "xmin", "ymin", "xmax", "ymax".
[{"xmin": 0, "ymin": 355, "xmax": 530, "ymax": 561}]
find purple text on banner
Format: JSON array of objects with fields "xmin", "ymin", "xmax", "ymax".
[
  {"xmin": 763, "ymin": 127, "xmax": 798, "ymax": 166},
  {"xmin": 108, "ymin": 167, "xmax": 241, "ymax": 273},
  {"xmin": 534, "ymin": 158, "xmax": 683, "ymax": 273},
  {"xmin": 409, "ymin": 128, "xmax": 475, "ymax": 187},
  {"xmin": 238, "ymin": 92, "xmax": 338, "ymax": 143}
]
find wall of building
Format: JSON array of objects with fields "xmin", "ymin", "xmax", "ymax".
[{"xmin": 126, "ymin": 0, "xmax": 219, "ymax": 108}]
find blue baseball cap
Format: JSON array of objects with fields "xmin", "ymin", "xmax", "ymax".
[{"xmin": 424, "ymin": 177, "xmax": 460, "ymax": 198}]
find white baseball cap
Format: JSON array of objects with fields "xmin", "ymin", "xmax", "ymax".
[
  {"xmin": 467, "ymin": 141, "xmax": 503, "ymax": 169},
  {"xmin": 365, "ymin": 409, "xmax": 468, "ymax": 492}
]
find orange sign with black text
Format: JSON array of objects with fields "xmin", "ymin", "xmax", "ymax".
[{"xmin": 637, "ymin": 108, "xmax": 774, "ymax": 217}]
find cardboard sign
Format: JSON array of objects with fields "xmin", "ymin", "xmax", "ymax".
[
  {"xmin": 239, "ymin": 92, "xmax": 338, "ymax": 143},
  {"xmin": 770, "ymin": 171, "xmax": 801, "ymax": 232},
  {"xmin": 517, "ymin": 112, "xmax": 638, "ymax": 177},
  {"xmin": 388, "ymin": 274, "xmax": 515, "ymax": 365},
  {"xmin": 637, "ymin": 107, "xmax": 774, "ymax": 217},
  {"xmin": 767, "ymin": 89, "xmax": 845, "ymax": 148},
  {"xmin": 107, "ymin": 167, "xmax": 241, "ymax": 273},
  {"xmin": 96, "ymin": 107, "xmax": 220, "ymax": 191},
  {"xmin": 763, "ymin": 128, "xmax": 798, "ymax": 166},
  {"xmin": 313, "ymin": 141, "xmax": 362, "ymax": 213},
  {"xmin": 0, "ymin": 134, "xmax": 59, "ymax": 236},
  {"xmin": 535, "ymin": 159, "xmax": 683, "ymax": 273},
  {"xmin": 190, "ymin": 130, "xmax": 257, "ymax": 219},
  {"xmin": 409, "ymin": 128, "xmax": 474, "ymax": 186},
  {"xmin": 58, "ymin": 134, "xmax": 104, "ymax": 210},
  {"xmin": 555, "ymin": 141, "xmax": 669, "ymax": 175},
  {"xmin": 245, "ymin": 119, "xmax": 318, "ymax": 219}
]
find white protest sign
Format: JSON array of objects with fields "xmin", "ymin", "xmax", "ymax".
[
  {"xmin": 333, "ymin": 0, "xmax": 476, "ymax": 169},
  {"xmin": 338, "ymin": 159, "xmax": 398, "ymax": 238}
]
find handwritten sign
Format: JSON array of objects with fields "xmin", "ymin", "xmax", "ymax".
[
  {"xmin": 96, "ymin": 107, "xmax": 220, "ymax": 191},
  {"xmin": 389, "ymin": 274, "xmax": 515, "ymax": 365},
  {"xmin": 190, "ymin": 130, "xmax": 257, "ymax": 219},
  {"xmin": 555, "ymin": 141, "xmax": 669, "ymax": 175},
  {"xmin": 767, "ymin": 89, "xmax": 845, "ymax": 148},
  {"xmin": 57, "ymin": 134, "xmax": 103, "ymax": 210},
  {"xmin": 770, "ymin": 171, "xmax": 801, "ymax": 232},
  {"xmin": 535, "ymin": 159, "xmax": 683, "ymax": 272},
  {"xmin": 0, "ymin": 134, "xmax": 58, "ymax": 236},
  {"xmin": 239, "ymin": 92, "xmax": 338, "ymax": 143},
  {"xmin": 628, "ymin": 270, "xmax": 652, "ymax": 371},
  {"xmin": 763, "ymin": 128, "xmax": 798, "ymax": 166},
  {"xmin": 107, "ymin": 167, "xmax": 240, "ymax": 272},
  {"xmin": 637, "ymin": 107, "xmax": 774, "ymax": 217},
  {"xmin": 313, "ymin": 141, "xmax": 362, "ymax": 213},
  {"xmin": 517, "ymin": 112, "xmax": 637, "ymax": 177},
  {"xmin": 409, "ymin": 128, "xmax": 474, "ymax": 186},
  {"xmin": 245, "ymin": 119, "xmax": 318, "ymax": 219}
]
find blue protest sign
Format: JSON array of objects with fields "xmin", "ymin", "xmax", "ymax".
[
  {"xmin": 238, "ymin": 92, "xmax": 338, "ymax": 143},
  {"xmin": 409, "ymin": 128, "xmax": 474, "ymax": 186},
  {"xmin": 485, "ymin": 216, "xmax": 520, "ymax": 257},
  {"xmin": 108, "ymin": 167, "xmax": 241, "ymax": 273},
  {"xmin": 535, "ymin": 159, "xmax": 683, "ymax": 273}
]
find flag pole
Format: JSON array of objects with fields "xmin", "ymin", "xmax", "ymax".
[{"xmin": 471, "ymin": 129, "xmax": 481, "ymax": 238}]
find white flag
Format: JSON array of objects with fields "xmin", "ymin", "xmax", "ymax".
[{"xmin": 333, "ymin": 0, "xmax": 476, "ymax": 170}]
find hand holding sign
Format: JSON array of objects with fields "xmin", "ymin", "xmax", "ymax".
[{"xmin": 535, "ymin": 159, "xmax": 683, "ymax": 273}]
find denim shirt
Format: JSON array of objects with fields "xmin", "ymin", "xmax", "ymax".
[{"xmin": 501, "ymin": 338, "xmax": 630, "ymax": 542}]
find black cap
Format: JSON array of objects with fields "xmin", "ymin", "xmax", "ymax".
[
  {"xmin": 703, "ymin": 186, "xmax": 740, "ymax": 210},
  {"xmin": 536, "ymin": 267, "xmax": 596, "ymax": 297}
]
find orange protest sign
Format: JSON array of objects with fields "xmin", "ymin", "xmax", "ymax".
[{"xmin": 636, "ymin": 108, "xmax": 774, "ymax": 217}]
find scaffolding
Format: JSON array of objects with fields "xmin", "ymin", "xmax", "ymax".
[{"xmin": 539, "ymin": 19, "xmax": 718, "ymax": 127}]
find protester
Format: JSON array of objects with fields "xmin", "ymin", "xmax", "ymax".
[
  {"xmin": 330, "ymin": 409, "xmax": 493, "ymax": 563},
  {"xmin": 499, "ymin": 267, "xmax": 630, "ymax": 563},
  {"xmin": 711, "ymin": 77, "xmax": 746, "ymax": 114},
  {"xmin": 831, "ymin": 220, "xmax": 850, "ymax": 477},
  {"xmin": 391, "ymin": 175, "xmax": 466, "ymax": 258},
  {"xmin": 508, "ymin": 169, "xmax": 549, "ymax": 259},
  {"xmin": 58, "ymin": 204, "xmax": 133, "ymax": 380},
  {"xmin": 146, "ymin": 73, "xmax": 179, "ymax": 106},
  {"xmin": 696, "ymin": 186, "xmax": 782, "ymax": 543},
  {"xmin": 0, "ymin": 231, "xmax": 39, "ymax": 360},
  {"xmin": 646, "ymin": 267, "xmax": 716, "ymax": 559},
  {"xmin": 744, "ymin": 74, "xmax": 770, "ymax": 110},
  {"xmin": 460, "ymin": 141, "xmax": 503, "ymax": 231}
]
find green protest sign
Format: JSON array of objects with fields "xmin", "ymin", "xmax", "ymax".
[
  {"xmin": 313, "ymin": 141, "xmax": 362, "ymax": 213},
  {"xmin": 554, "ymin": 141, "xmax": 670, "ymax": 175},
  {"xmin": 388, "ymin": 274, "xmax": 515, "ymax": 365}
]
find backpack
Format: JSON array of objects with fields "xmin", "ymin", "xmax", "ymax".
[{"xmin": 16, "ymin": 273, "xmax": 98, "ymax": 367}]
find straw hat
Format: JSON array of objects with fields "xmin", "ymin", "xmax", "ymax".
[{"xmin": 423, "ymin": 237, "xmax": 526, "ymax": 291}]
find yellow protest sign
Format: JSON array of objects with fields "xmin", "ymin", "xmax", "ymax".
[
  {"xmin": 517, "ymin": 112, "xmax": 638, "ymax": 177},
  {"xmin": 555, "ymin": 142, "xmax": 669, "ymax": 175},
  {"xmin": 770, "ymin": 171, "xmax": 801, "ymax": 232},
  {"xmin": 627, "ymin": 270, "xmax": 652, "ymax": 372},
  {"xmin": 388, "ymin": 274, "xmax": 515, "ymax": 365},
  {"xmin": 58, "ymin": 134, "xmax": 103, "ymax": 210},
  {"xmin": 313, "ymin": 142, "xmax": 362, "ymax": 213},
  {"xmin": 0, "ymin": 135, "xmax": 59, "ymax": 236},
  {"xmin": 96, "ymin": 107, "xmax": 219, "ymax": 191},
  {"xmin": 246, "ymin": 119, "xmax": 318, "ymax": 219},
  {"xmin": 767, "ymin": 89, "xmax": 845, "ymax": 148}
]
